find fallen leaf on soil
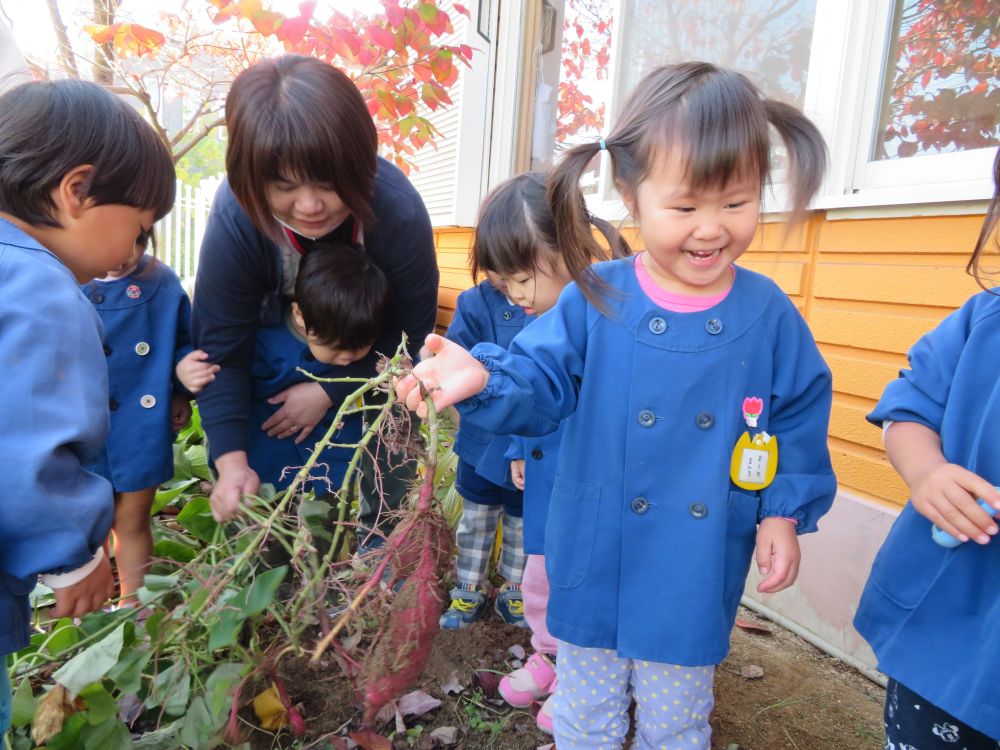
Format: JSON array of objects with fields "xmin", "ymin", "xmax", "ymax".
[
  {"xmin": 439, "ymin": 671, "xmax": 464, "ymax": 695},
  {"xmin": 507, "ymin": 643, "xmax": 526, "ymax": 660},
  {"xmin": 350, "ymin": 729, "xmax": 393, "ymax": 750},
  {"xmin": 395, "ymin": 705, "xmax": 406, "ymax": 734},
  {"xmin": 734, "ymin": 618, "xmax": 772, "ymax": 634},
  {"xmin": 537, "ymin": 744, "xmax": 555, "ymax": 750},
  {"xmin": 472, "ymin": 669, "xmax": 501, "ymax": 698},
  {"xmin": 374, "ymin": 700, "xmax": 398, "ymax": 727},
  {"xmin": 397, "ymin": 689, "xmax": 441, "ymax": 717},
  {"xmin": 32, "ymin": 684, "xmax": 75, "ymax": 745},
  {"xmin": 252, "ymin": 684, "xmax": 288, "ymax": 730},
  {"xmin": 740, "ymin": 664, "xmax": 765, "ymax": 679},
  {"xmin": 428, "ymin": 726, "xmax": 459, "ymax": 746}
]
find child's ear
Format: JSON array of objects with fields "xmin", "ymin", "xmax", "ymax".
[
  {"xmin": 53, "ymin": 165, "xmax": 96, "ymax": 219},
  {"xmin": 291, "ymin": 301, "xmax": 306, "ymax": 328}
]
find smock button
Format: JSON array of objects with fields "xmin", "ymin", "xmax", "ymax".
[
  {"xmin": 134, "ymin": 341, "xmax": 150, "ymax": 356},
  {"xmin": 531, "ymin": 448, "xmax": 543, "ymax": 460},
  {"xmin": 91, "ymin": 293, "xmax": 104, "ymax": 304},
  {"xmin": 705, "ymin": 318, "xmax": 723, "ymax": 335},
  {"xmin": 695, "ymin": 412, "xmax": 714, "ymax": 430},
  {"xmin": 637, "ymin": 410, "xmax": 656, "ymax": 427},
  {"xmin": 503, "ymin": 311, "xmax": 513, "ymax": 321},
  {"xmin": 140, "ymin": 395, "xmax": 156, "ymax": 409},
  {"xmin": 631, "ymin": 497, "xmax": 649, "ymax": 514},
  {"xmin": 103, "ymin": 345, "xmax": 112, "ymax": 356},
  {"xmin": 689, "ymin": 502, "xmax": 708, "ymax": 519},
  {"xmin": 109, "ymin": 398, "xmax": 119, "ymax": 411},
  {"xmin": 648, "ymin": 317, "xmax": 667, "ymax": 334}
]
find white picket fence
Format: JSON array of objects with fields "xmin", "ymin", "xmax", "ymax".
[{"xmin": 155, "ymin": 174, "xmax": 224, "ymax": 282}]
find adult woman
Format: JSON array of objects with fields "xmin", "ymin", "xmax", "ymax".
[{"xmin": 192, "ymin": 55, "xmax": 438, "ymax": 533}]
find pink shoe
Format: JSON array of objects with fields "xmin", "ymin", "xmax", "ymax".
[
  {"xmin": 498, "ymin": 651, "xmax": 556, "ymax": 708},
  {"xmin": 536, "ymin": 689, "xmax": 555, "ymax": 734}
]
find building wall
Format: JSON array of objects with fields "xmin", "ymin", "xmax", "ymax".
[{"xmin": 434, "ymin": 209, "xmax": 988, "ymax": 666}]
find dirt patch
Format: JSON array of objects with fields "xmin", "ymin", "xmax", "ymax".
[{"xmin": 246, "ymin": 605, "xmax": 883, "ymax": 749}]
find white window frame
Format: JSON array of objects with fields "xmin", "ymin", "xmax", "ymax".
[{"xmin": 577, "ymin": 0, "xmax": 997, "ymax": 221}]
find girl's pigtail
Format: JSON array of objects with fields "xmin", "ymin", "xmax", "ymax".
[
  {"xmin": 590, "ymin": 215, "xmax": 632, "ymax": 260},
  {"xmin": 762, "ymin": 99, "xmax": 827, "ymax": 216},
  {"xmin": 966, "ymin": 149, "xmax": 1000, "ymax": 291},
  {"xmin": 549, "ymin": 142, "xmax": 612, "ymax": 310}
]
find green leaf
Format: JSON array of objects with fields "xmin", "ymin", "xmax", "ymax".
[
  {"xmin": 108, "ymin": 647, "xmax": 151, "ymax": 694},
  {"xmin": 152, "ymin": 538, "xmax": 198, "ymax": 563},
  {"xmin": 10, "ymin": 677, "xmax": 35, "ymax": 729},
  {"xmin": 132, "ymin": 718, "xmax": 183, "ymax": 749},
  {"xmin": 53, "ymin": 624, "xmax": 125, "ymax": 696},
  {"xmin": 238, "ymin": 565, "xmax": 287, "ymax": 616},
  {"xmin": 417, "ymin": 2, "xmax": 439, "ymax": 23},
  {"xmin": 148, "ymin": 662, "xmax": 190, "ymax": 716},
  {"xmin": 207, "ymin": 610, "xmax": 243, "ymax": 652},
  {"xmin": 82, "ymin": 718, "xmax": 134, "ymax": 750},
  {"xmin": 175, "ymin": 496, "xmax": 219, "ymax": 542},
  {"xmin": 151, "ymin": 478, "xmax": 198, "ymax": 514},
  {"xmin": 178, "ymin": 695, "xmax": 217, "ymax": 747},
  {"xmin": 80, "ymin": 683, "xmax": 118, "ymax": 725},
  {"xmin": 205, "ymin": 662, "xmax": 246, "ymax": 721},
  {"xmin": 42, "ymin": 618, "xmax": 80, "ymax": 657},
  {"xmin": 48, "ymin": 711, "xmax": 88, "ymax": 749},
  {"xmin": 141, "ymin": 573, "xmax": 180, "ymax": 591}
]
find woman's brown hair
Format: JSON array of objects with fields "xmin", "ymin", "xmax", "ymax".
[
  {"xmin": 225, "ymin": 55, "xmax": 378, "ymax": 243},
  {"xmin": 966, "ymin": 149, "xmax": 1000, "ymax": 291},
  {"xmin": 549, "ymin": 61, "xmax": 827, "ymax": 309}
]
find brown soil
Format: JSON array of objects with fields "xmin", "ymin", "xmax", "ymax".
[{"xmin": 246, "ymin": 606, "xmax": 884, "ymax": 750}]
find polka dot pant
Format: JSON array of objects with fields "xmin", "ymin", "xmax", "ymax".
[{"xmin": 551, "ymin": 643, "xmax": 714, "ymax": 749}]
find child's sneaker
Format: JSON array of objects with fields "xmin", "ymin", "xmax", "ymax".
[
  {"xmin": 499, "ymin": 651, "xmax": 556, "ymax": 708},
  {"xmin": 439, "ymin": 585, "xmax": 488, "ymax": 629},
  {"xmin": 493, "ymin": 583, "xmax": 527, "ymax": 627},
  {"xmin": 536, "ymin": 689, "xmax": 555, "ymax": 734}
]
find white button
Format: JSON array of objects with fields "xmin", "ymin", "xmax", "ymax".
[
  {"xmin": 135, "ymin": 341, "xmax": 150, "ymax": 356},
  {"xmin": 140, "ymin": 395, "xmax": 156, "ymax": 408}
]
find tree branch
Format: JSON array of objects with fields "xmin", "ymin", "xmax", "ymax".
[{"xmin": 46, "ymin": 0, "xmax": 81, "ymax": 79}]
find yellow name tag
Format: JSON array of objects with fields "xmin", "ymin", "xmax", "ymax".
[{"xmin": 730, "ymin": 431, "xmax": 778, "ymax": 491}]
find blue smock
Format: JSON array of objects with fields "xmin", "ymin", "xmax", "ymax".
[
  {"xmin": 459, "ymin": 258, "xmax": 836, "ymax": 665},
  {"xmin": 81, "ymin": 255, "xmax": 192, "ymax": 491},
  {"xmin": 247, "ymin": 306, "xmax": 362, "ymax": 493},
  {"xmin": 0, "ymin": 219, "xmax": 113, "ymax": 655},
  {"xmin": 856, "ymin": 289, "xmax": 1000, "ymax": 739}
]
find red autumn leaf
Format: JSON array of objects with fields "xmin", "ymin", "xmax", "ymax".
[
  {"xmin": 366, "ymin": 23, "xmax": 397, "ymax": 52},
  {"xmin": 454, "ymin": 3, "xmax": 471, "ymax": 18},
  {"xmin": 385, "ymin": 3, "xmax": 405, "ymax": 27},
  {"xmin": 349, "ymin": 730, "xmax": 392, "ymax": 750},
  {"xmin": 276, "ymin": 16, "xmax": 309, "ymax": 45}
]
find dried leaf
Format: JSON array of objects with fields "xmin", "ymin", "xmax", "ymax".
[
  {"xmin": 32, "ymin": 684, "xmax": 74, "ymax": 745},
  {"xmin": 428, "ymin": 725, "xmax": 459, "ymax": 745},
  {"xmin": 252, "ymin": 684, "xmax": 287, "ymax": 730},
  {"xmin": 350, "ymin": 729, "xmax": 393, "ymax": 750},
  {"xmin": 740, "ymin": 664, "xmax": 765, "ymax": 680},
  {"xmin": 397, "ymin": 689, "xmax": 441, "ymax": 717},
  {"xmin": 507, "ymin": 644, "xmax": 526, "ymax": 660},
  {"xmin": 374, "ymin": 700, "xmax": 397, "ymax": 727},
  {"xmin": 734, "ymin": 618, "xmax": 772, "ymax": 635},
  {"xmin": 439, "ymin": 671, "xmax": 464, "ymax": 695}
]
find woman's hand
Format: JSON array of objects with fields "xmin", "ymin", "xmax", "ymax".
[
  {"xmin": 510, "ymin": 459, "xmax": 526, "ymax": 490},
  {"xmin": 754, "ymin": 518, "xmax": 801, "ymax": 594},
  {"xmin": 395, "ymin": 334, "xmax": 490, "ymax": 418},
  {"xmin": 210, "ymin": 451, "xmax": 260, "ymax": 522},
  {"xmin": 262, "ymin": 382, "xmax": 333, "ymax": 444}
]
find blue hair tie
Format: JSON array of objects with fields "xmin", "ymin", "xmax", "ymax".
[{"xmin": 598, "ymin": 138, "xmax": 607, "ymax": 151}]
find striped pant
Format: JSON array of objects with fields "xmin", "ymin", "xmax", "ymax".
[
  {"xmin": 454, "ymin": 497, "xmax": 526, "ymax": 585},
  {"xmin": 552, "ymin": 643, "xmax": 714, "ymax": 750}
]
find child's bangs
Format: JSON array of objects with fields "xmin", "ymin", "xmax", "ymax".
[{"xmin": 645, "ymin": 78, "xmax": 770, "ymax": 193}]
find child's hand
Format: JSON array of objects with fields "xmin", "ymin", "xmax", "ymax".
[
  {"xmin": 262, "ymin": 382, "xmax": 333, "ymax": 444},
  {"xmin": 171, "ymin": 392, "xmax": 192, "ymax": 431},
  {"xmin": 909, "ymin": 462, "xmax": 1000, "ymax": 545},
  {"xmin": 176, "ymin": 349, "xmax": 219, "ymax": 394},
  {"xmin": 210, "ymin": 451, "xmax": 260, "ymax": 522},
  {"xmin": 510, "ymin": 459, "xmax": 526, "ymax": 490},
  {"xmin": 395, "ymin": 334, "xmax": 489, "ymax": 418},
  {"xmin": 754, "ymin": 518, "xmax": 801, "ymax": 594},
  {"xmin": 51, "ymin": 555, "xmax": 115, "ymax": 618}
]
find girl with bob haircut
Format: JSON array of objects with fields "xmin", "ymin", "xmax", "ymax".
[
  {"xmin": 192, "ymin": 55, "xmax": 438, "ymax": 542},
  {"xmin": 0, "ymin": 78, "xmax": 174, "ymax": 734},
  {"xmin": 396, "ymin": 61, "xmax": 836, "ymax": 748}
]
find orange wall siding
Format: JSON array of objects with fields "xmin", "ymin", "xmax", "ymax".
[{"xmin": 433, "ymin": 213, "xmax": 987, "ymax": 509}]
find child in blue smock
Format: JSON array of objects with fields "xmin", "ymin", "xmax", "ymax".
[
  {"xmin": 181, "ymin": 241, "xmax": 389, "ymax": 496},
  {"xmin": 0, "ymin": 79, "xmax": 174, "ymax": 735},
  {"xmin": 853, "ymin": 150, "xmax": 1000, "ymax": 747},
  {"xmin": 82, "ymin": 252, "xmax": 196, "ymax": 599},
  {"xmin": 397, "ymin": 62, "xmax": 836, "ymax": 749}
]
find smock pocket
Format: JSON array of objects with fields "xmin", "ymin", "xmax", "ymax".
[
  {"xmin": 866, "ymin": 504, "xmax": 950, "ymax": 610},
  {"xmin": 545, "ymin": 477, "xmax": 601, "ymax": 589},
  {"xmin": 724, "ymin": 490, "xmax": 761, "ymax": 608}
]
